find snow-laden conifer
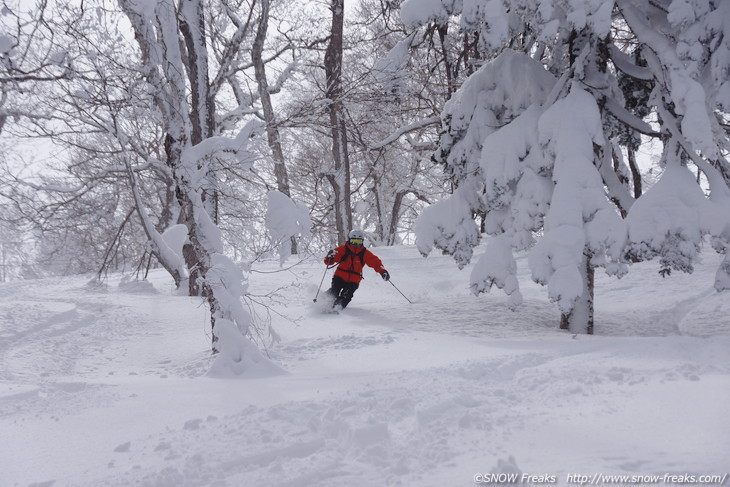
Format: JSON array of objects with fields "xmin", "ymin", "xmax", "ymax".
[{"xmin": 405, "ymin": 0, "xmax": 730, "ymax": 333}]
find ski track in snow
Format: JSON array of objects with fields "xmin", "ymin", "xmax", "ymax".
[{"xmin": 1, "ymin": 245, "xmax": 729, "ymax": 486}]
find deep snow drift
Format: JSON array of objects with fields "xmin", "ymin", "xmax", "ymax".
[{"xmin": 1, "ymin": 244, "xmax": 729, "ymax": 486}]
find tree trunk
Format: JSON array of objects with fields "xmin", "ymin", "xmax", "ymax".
[
  {"xmin": 387, "ymin": 191, "xmax": 405, "ymax": 246},
  {"xmin": 324, "ymin": 0, "xmax": 352, "ymax": 243},
  {"xmin": 179, "ymin": 0, "xmax": 218, "ymax": 295},
  {"xmin": 627, "ymin": 147, "xmax": 643, "ymax": 199},
  {"xmin": 436, "ymin": 23, "xmax": 456, "ymax": 98},
  {"xmin": 253, "ymin": 0, "xmax": 297, "ymax": 254},
  {"xmin": 560, "ymin": 250, "xmax": 595, "ymax": 334}
]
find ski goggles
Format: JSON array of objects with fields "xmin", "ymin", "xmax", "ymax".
[{"xmin": 349, "ymin": 238, "xmax": 364, "ymax": 245}]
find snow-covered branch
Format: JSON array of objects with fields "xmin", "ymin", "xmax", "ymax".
[
  {"xmin": 607, "ymin": 45, "xmax": 653, "ymax": 81},
  {"xmin": 368, "ymin": 117, "xmax": 440, "ymax": 150},
  {"xmin": 602, "ymin": 97, "xmax": 659, "ymax": 137}
]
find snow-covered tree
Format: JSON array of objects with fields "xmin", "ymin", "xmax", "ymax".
[
  {"xmin": 411, "ymin": 0, "xmax": 730, "ymax": 333},
  {"xmin": 322, "ymin": 0, "xmax": 354, "ymax": 244},
  {"xmin": 114, "ymin": 0, "xmax": 285, "ymax": 372},
  {"xmin": 252, "ymin": 0, "xmax": 299, "ymax": 255},
  {"xmin": 0, "ymin": 0, "xmax": 73, "ymax": 136}
]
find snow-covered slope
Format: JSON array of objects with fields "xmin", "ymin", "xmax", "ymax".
[{"xmin": 1, "ymin": 245, "xmax": 729, "ymax": 486}]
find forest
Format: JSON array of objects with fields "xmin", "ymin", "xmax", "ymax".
[{"xmin": 1, "ymin": 0, "xmax": 729, "ymax": 367}]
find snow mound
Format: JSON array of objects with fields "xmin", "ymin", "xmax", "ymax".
[
  {"xmin": 208, "ymin": 319, "xmax": 287, "ymax": 379},
  {"xmin": 118, "ymin": 278, "xmax": 159, "ymax": 294}
]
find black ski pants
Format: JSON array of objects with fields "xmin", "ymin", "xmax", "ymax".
[{"xmin": 326, "ymin": 275, "xmax": 359, "ymax": 309}]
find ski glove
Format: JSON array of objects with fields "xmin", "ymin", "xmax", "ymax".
[
  {"xmin": 325, "ymin": 250, "xmax": 336, "ymax": 265},
  {"xmin": 381, "ymin": 270, "xmax": 390, "ymax": 281}
]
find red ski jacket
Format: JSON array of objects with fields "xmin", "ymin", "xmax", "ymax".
[{"xmin": 324, "ymin": 242, "xmax": 386, "ymax": 284}]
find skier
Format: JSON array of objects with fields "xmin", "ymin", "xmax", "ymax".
[{"xmin": 323, "ymin": 229, "xmax": 390, "ymax": 311}]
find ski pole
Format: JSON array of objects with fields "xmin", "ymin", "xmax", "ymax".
[
  {"xmin": 389, "ymin": 280, "xmax": 413, "ymax": 304},
  {"xmin": 313, "ymin": 265, "xmax": 333, "ymax": 302}
]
